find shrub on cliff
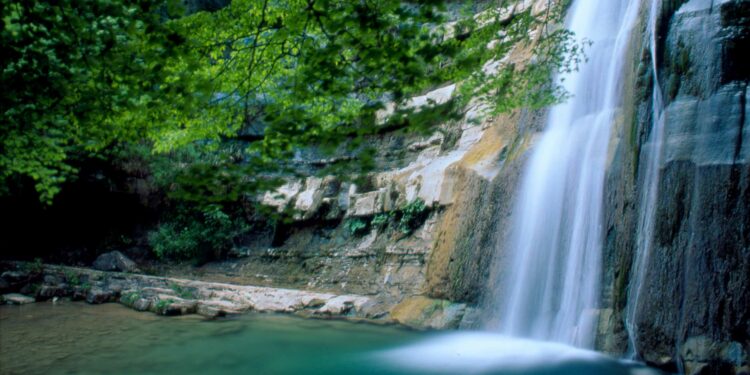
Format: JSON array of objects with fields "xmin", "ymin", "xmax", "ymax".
[{"xmin": 148, "ymin": 204, "xmax": 248, "ymax": 262}]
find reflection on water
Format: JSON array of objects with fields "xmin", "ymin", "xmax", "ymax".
[{"xmin": 1, "ymin": 302, "xmax": 656, "ymax": 375}]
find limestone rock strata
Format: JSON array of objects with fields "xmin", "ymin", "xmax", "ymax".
[{"xmin": 226, "ymin": 0, "xmax": 553, "ymax": 331}]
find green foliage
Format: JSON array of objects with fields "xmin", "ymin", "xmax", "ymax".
[
  {"xmin": 121, "ymin": 291, "xmax": 140, "ymax": 305},
  {"xmin": 155, "ymin": 298, "xmax": 175, "ymax": 312},
  {"xmin": 0, "ymin": 0, "xmax": 193, "ymax": 203},
  {"xmin": 2, "ymin": 0, "xmax": 583, "ymax": 204},
  {"xmin": 367, "ymin": 199, "xmax": 429, "ymax": 235},
  {"xmin": 148, "ymin": 204, "xmax": 249, "ymax": 261},
  {"xmin": 64, "ymin": 270, "xmax": 80, "ymax": 286},
  {"xmin": 371, "ymin": 213, "xmax": 391, "ymax": 229},
  {"xmin": 148, "ymin": 224, "xmax": 199, "ymax": 260},
  {"xmin": 344, "ymin": 218, "xmax": 368, "ymax": 236},
  {"xmin": 169, "ymin": 283, "xmax": 197, "ymax": 299},
  {"xmin": 450, "ymin": 3, "xmax": 587, "ymax": 115},
  {"xmin": 22, "ymin": 258, "xmax": 44, "ymax": 274},
  {"xmin": 112, "ymin": 141, "xmax": 285, "ymax": 204},
  {"xmin": 397, "ymin": 199, "xmax": 428, "ymax": 235}
]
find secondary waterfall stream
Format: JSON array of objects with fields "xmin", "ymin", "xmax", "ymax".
[
  {"xmin": 488, "ymin": 0, "xmax": 641, "ymax": 347},
  {"xmin": 625, "ymin": 0, "xmax": 666, "ymax": 357}
]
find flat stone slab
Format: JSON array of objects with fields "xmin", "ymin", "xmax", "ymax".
[
  {"xmin": 31, "ymin": 265, "xmax": 374, "ymax": 319},
  {"xmin": 3, "ymin": 293, "xmax": 36, "ymax": 305}
]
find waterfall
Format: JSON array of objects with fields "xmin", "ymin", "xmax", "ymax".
[
  {"xmin": 487, "ymin": 0, "xmax": 641, "ymax": 348},
  {"xmin": 625, "ymin": 0, "xmax": 666, "ymax": 357}
]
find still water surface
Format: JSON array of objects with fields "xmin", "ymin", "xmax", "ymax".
[{"xmin": 0, "ymin": 302, "xmax": 656, "ymax": 375}]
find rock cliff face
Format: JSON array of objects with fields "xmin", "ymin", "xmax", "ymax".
[
  {"xmin": 9, "ymin": 0, "xmax": 736, "ymax": 370},
  {"xmin": 206, "ymin": 88, "xmax": 536, "ymax": 327},
  {"xmin": 77, "ymin": 0, "xmax": 742, "ymax": 370},
  {"xmin": 600, "ymin": 0, "xmax": 750, "ymax": 373},
  {"xmin": 1, "ymin": 1, "xmax": 744, "ymax": 371},
  {"xmin": 197, "ymin": 0, "xmax": 552, "ymax": 329},
  {"xmin": 202, "ymin": 5, "xmax": 749, "ymax": 371}
]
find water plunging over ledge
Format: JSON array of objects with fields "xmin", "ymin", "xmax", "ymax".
[{"xmin": 486, "ymin": 0, "xmax": 641, "ymax": 347}]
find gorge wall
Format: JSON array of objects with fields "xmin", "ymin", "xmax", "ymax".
[
  {"xmin": 599, "ymin": 0, "xmax": 750, "ymax": 373},
  {"xmin": 176, "ymin": 0, "xmax": 748, "ymax": 371},
  {"xmin": 169, "ymin": 1, "xmax": 554, "ymax": 330},
  {"xmin": 2, "ymin": 0, "xmax": 746, "ymax": 373}
]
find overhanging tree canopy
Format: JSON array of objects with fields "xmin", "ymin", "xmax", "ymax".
[{"xmin": 1, "ymin": 0, "xmax": 582, "ymax": 203}]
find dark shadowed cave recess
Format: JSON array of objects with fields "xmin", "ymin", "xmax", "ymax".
[{"xmin": 0, "ymin": 158, "xmax": 156, "ymax": 265}]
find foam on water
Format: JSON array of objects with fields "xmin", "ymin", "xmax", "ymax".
[{"xmin": 379, "ymin": 332, "xmax": 661, "ymax": 375}]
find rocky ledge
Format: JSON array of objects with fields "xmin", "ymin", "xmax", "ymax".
[{"xmin": 0, "ymin": 262, "xmax": 379, "ymax": 321}]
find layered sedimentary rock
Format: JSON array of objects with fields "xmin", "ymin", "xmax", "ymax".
[
  {"xmin": 4, "ymin": 0, "xmax": 745, "ymax": 371},
  {"xmin": 0, "ymin": 263, "xmax": 374, "ymax": 320}
]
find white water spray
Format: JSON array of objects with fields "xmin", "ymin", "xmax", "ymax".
[{"xmin": 489, "ymin": 0, "xmax": 641, "ymax": 348}]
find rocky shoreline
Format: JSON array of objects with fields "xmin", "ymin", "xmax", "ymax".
[{"xmin": 0, "ymin": 261, "xmax": 384, "ymax": 322}]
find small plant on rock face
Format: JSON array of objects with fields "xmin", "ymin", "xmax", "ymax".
[
  {"xmin": 344, "ymin": 218, "xmax": 368, "ymax": 236},
  {"xmin": 22, "ymin": 258, "xmax": 44, "ymax": 274},
  {"xmin": 169, "ymin": 283, "xmax": 196, "ymax": 300},
  {"xmin": 397, "ymin": 199, "xmax": 428, "ymax": 235},
  {"xmin": 64, "ymin": 270, "xmax": 80, "ymax": 286},
  {"xmin": 122, "ymin": 291, "xmax": 140, "ymax": 306},
  {"xmin": 155, "ymin": 298, "xmax": 175, "ymax": 313},
  {"xmin": 363, "ymin": 200, "xmax": 429, "ymax": 236},
  {"xmin": 371, "ymin": 213, "xmax": 391, "ymax": 229}
]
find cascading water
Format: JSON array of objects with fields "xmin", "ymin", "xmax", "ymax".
[
  {"xmin": 625, "ymin": 0, "xmax": 666, "ymax": 357},
  {"xmin": 487, "ymin": 0, "xmax": 641, "ymax": 348}
]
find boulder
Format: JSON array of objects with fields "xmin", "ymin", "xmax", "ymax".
[
  {"xmin": 1, "ymin": 270, "xmax": 29, "ymax": 282},
  {"xmin": 18, "ymin": 284, "xmax": 36, "ymax": 295},
  {"xmin": 132, "ymin": 298, "xmax": 152, "ymax": 312},
  {"xmin": 85, "ymin": 288, "xmax": 114, "ymax": 304},
  {"xmin": 320, "ymin": 176, "xmax": 340, "ymax": 197},
  {"xmin": 347, "ymin": 190, "xmax": 384, "ymax": 217},
  {"xmin": 197, "ymin": 304, "xmax": 226, "ymax": 318},
  {"xmin": 293, "ymin": 177, "xmax": 325, "ymax": 220},
  {"xmin": 316, "ymin": 296, "xmax": 355, "ymax": 315},
  {"xmin": 106, "ymin": 280, "xmax": 127, "ymax": 294},
  {"xmin": 43, "ymin": 275, "xmax": 60, "ymax": 284},
  {"xmin": 37, "ymin": 285, "xmax": 66, "ymax": 300},
  {"xmin": 159, "ymin": 300, "xmax": 197, "ymax": 316},
  {"xmin": 3, "ymin": 293, "xmax": 36, "ymax": 305},
  {"xmin": 92, "ymin": 251, "xmax": 140, "ymax": 273},
  {"xmin": 261, "ymin": 180, "xmax": 303, "ymax": 212},
  {"xmin": 71, "ymin": 287, "xmax": 88, "ymax": 301}
]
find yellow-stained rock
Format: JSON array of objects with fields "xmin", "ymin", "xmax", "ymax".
[{"xmin": 390, "ymin": 296, "xmax": 466, "ymax": 329}]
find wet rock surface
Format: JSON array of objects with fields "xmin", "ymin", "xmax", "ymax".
[
  {"xmin": 92, "ymin": 251, "xmax": 140, "ymax": 273},
  {"xmin": 0, "ymin": 262, "xmax": 378, "ymax": 322},
  {"xmin": 390, "ymin": 296, "xmax": 467, "ymax": 330},
  {"xmin": 600, "ymin": 1, "xmax": 750, "ymax": 373}
]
